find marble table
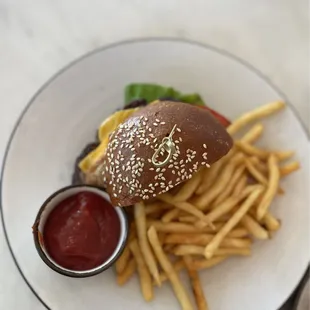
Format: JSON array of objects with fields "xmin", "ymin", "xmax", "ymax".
[{"xmin": 0, "ymin": 1, "xmax": 308, "ymax": 309}]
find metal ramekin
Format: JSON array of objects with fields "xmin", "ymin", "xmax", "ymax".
[{"xmin": 32, "ymin": 185, "xmax": 128, "ymax": 278}]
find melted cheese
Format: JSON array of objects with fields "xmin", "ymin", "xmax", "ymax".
[{"xmin": 78, "ymin": 108, "xmax": 138, "ymax": 173}]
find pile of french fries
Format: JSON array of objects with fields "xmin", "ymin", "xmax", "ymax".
[{"xmin": 114, "ymin": 101, "xmax": 300, "ymax": 310}]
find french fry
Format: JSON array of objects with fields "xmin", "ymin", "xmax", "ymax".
[
  {"xmin": 196, "ymin": 161, "xmax": 222, "ymax": 195},
  {"xmin": 227, "ymin": 101, "xmax": 285, "ymax": 135},
  {"xmin": 165, "ymin": 234, "xmax": 214, "ymax": 246},
  {"xmin": 184, "ymin": 256, "xmax": 209, "ymax": 310},
  {"xmin": 115, "ymin": 245, "xmax": 131, "ymax": 274},
  {"xmin": 189, "ymin": 256, "xmax": 227, "ymax": 270},
  {"xmin": 262, "ymin": 212, "xmax": 281, "ymax": 231},
  {"xmin": 157, "ymin": 260, "xmax": 186, "ymax": 283},
  {"xmin": 212, "ymin": 164, "xmax": 245, "ymax": 206},
  {"xmin": 178, "ymin": 216, "xmax": 197, "ymax": 223},
  {"xmin": 148, "ymin": 226, "xmax": 194, "ymax": 310},
  {"xmin": 204, "ymin": 186, "xmax": 264, "ymax": 259},
  {"xmin": 248, "ymin": 156, "xmax": 268, "ymax": 175},
  {"xmin": 173, "ymin": 170, "xmax": 203, "ymax": 202},
  {"xmin": 117, "ymin": 258, "xmax": 136, "ymax": 286},
  {"xmin": 196, "ymin": 197, "xmax": 240, "ymax": 229},
  {"xmin": 235, "ymin": 141, "xmax": 294, "ymax": 161},
  {"xmin": 196, "ymin": 153, "xmax": 244, "ymax": 210},
  {"xmin": 148, "ymin": 221, "xmax": 224, "ymax": 234},
  {"xmin": 241, "ymin": 214, "xmax": 269, "ymax": 240},
  {"xmin": 245, "ymin": 158, "xmax": 286, "ymax": 194},
  {"xmin": 148, "ymin": 209, "xmax": 166, "ymax": 220},
  {"xmin": 145, "ymin": 202, "xmax": 171, "ymax": 215},
  {"xmin": 245, "ymin": 158, "xmax": 268, "ymax": 185},
  {"xmin": 174, "ymin": 245, "xmax": 251, "ymax": 257},
  {"xmin": 215, "ymin": 248, "xmax": 251, "ymax": 256},
  {"xmin": 279, "ymin": 161, "xmax": 300, "ymax": 177},
  {"xmin": 232, "ymin": 175, "xmax": 247, "ymax": 197},
  {"xmin": 161, "ymin": 208, "xmax": 180, "ymax": 223},
  {"xmin": 164, "ymin": 233, "xmax": 252, "ymax": 248},
  {"xmin": 174, "ymin": 245, "xmax": 205, "ymax": 256},
  {"xmin": 196, "ymin": 149, "xmax": 236, "ymax": 195},
  {"xmin": 227, "ymin": 228, "xmax": 249, "ymax": 238},
  {"xmin": 257, "ymin": 155, "xmax": 280, "ymax": 220},
  {"xmin": 276, "ymin": 150, "xmax": 295, "ymax": 161},
  {"xmin": 129, "ymin": 240, "xmax": 153, "ymax": 301},
  {"xmin": 134, "ymin": 203, "xmax": 161, "ymax": 286},
  {"xmin": 235, "ymin": 141, "xmax": 269, "ymax": 159},
  {"xmin": 196, "ymin": 185, "xmax": 258, "ymax": 229},
  {"xmin": 241, "ymin": 123, "xmax": 264, "ymax": 143},
  {"xmin": 221, "ymin": 237, "xmax": 252, "ymax": 248},
  {"xmin": 159, "ymin": 193, "xmax": 208, "ymax": 223}
]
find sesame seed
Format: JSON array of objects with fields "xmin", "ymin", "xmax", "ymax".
[
  {"xmin": 203, "ymin": 144, "xmax": 207, "ymax": 149},
  {"xmin": 177, "ymin": 128, "xmax": 181, "ymax": 132}
]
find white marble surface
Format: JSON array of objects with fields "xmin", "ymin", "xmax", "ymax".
[{"xmin": 0, "ymin": 0, "xmax": 308, "ymax": 309}]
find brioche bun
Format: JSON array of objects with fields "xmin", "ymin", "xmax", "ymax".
[{"xmin": 101, "ymin": 101, "xmax": 233, "ymax": 206}]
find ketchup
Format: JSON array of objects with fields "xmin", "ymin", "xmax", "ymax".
[{"xmin": 43, "ymin": 191, "xmax": 120, "ymax": 271}]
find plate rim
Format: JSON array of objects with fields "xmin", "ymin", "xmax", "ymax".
[{"xmin": 1, "ymin": 37, "xmax": 309, "ymax": 310}]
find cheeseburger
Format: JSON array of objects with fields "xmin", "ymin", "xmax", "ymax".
[{"xmin": 77, "ymin": 100, "xmax": 233, "ymax": 207}]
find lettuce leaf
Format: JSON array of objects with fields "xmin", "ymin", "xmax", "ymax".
[{"xmin": 125, "ymin": 83, "xmax": 205, "ymax": 107}]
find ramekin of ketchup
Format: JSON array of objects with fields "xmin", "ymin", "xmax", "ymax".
[{"xmin": 32, "ymin": 185, "xmax": 128, "ymax": 278}]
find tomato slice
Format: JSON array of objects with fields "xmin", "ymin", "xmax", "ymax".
[{"xmin": 199, "ymin": 106, "xmax": 231, "ymax": 127}]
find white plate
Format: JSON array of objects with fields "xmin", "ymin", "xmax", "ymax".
[{"xmin": 1, "ymin": 38, "xmax": 309, "ymax": 310}]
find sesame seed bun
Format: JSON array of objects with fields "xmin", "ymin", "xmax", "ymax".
[{"xmin": 100, "ymin": 101, "xmax": 233, "ymax": 207}]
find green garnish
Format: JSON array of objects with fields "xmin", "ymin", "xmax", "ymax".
[{"xmin": 125, "ymin": 83, "xmax": 205, "ymax": 107}]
